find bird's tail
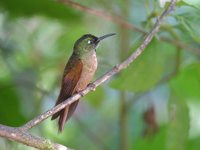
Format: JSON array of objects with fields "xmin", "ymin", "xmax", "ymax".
[{"xmin": 52, "ymin": 100, "xmax": 79, "ymax": 132}]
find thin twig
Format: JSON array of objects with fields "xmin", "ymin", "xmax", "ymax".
[
  {"xmin": 20, "ymin": 0, "xmax": 177, "ymax": 132},
  {"xmin": 57, "ymin": 0, "xmax": 147, "ymax": 34},
  {"xmin": 0, "ymin": 0, "xmax": 177, "ymax": 149},
  {"xmin": 127, "ymin": 47, "xmax": 181, "ymax": 109},
  {"xmin": 160, "ymin": 37, "xmax": 200, "ymax": 56},
  {"xmin": 58, "ymin": 0, "xmax": 200, "ymax": 57},
  {"xmin": 119, "ymin": 8, "xmax": 129, "ymax": 149}
]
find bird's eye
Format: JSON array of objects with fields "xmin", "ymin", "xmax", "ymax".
[{"xmin": 87, "ymin": 40, "xmax": 91, "ymax": 44}]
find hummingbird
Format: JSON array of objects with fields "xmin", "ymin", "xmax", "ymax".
[{"xmin": 51, "ymin": 33, "xmax": 115, "ymax": 132}]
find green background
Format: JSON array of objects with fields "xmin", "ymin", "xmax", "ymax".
[{"xmin": 0, "ymin": 0, "xmax": 200, "ymax": 149}]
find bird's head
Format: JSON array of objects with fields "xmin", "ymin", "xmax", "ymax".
[{"xmin": 73, "ymin": 33, "xmax": 115, "ymax": 56}]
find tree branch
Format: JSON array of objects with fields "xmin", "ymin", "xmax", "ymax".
[
  {"xmin": 127, "ymin": 46, "xmax": 181, "ymax": 110},
  {"xmin": 21, "ymin": 0, "xmax": 176, "ymax": 131},
  {"xmin": 160, "ymin": 37, "xmax": 200, "ymax": 56},
  {"xmin": 58, "ymin": 0, "xmax": 200, "ymax": 57},
  {"xmin": 0, "ymin": 0, "xmax": 177, "ymax": 149},
  {"xmin": 0, "ymin": 125, "xmax": 72, "ymax": 150},
  {"xmin": 57, "ymin": 0, "xmax": 147, "ymax": 34}
]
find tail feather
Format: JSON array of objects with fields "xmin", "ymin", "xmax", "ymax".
[
  {"xmin": 51, "ymin": 111, "xmax": 61, "ymax": 120},
  {"xmin": 66, "ymin": 100, "xmax": 79, "ymax": 121},
  {"xmin": 55, "ymin": 100, "xmax": 80, "ymax": 132},
  {"xmin": 58, "ymin": 107, "xmax": 69, "ymax": 132}
]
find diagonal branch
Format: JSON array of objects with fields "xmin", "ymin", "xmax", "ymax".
[
  {"xmin": 57, "ymin": 0, "xmax": 147, "ymax": 34},
  {"xmin": 0, "ymin": 0, "xmax": 177, "ymax": 149},
  {"xmin": 0, "ymin": 125, "xmax": 72, "ymax": 150},
  {"xmin": 58, "ymin": 0, "xmax": 200, "ymax": 57},
  {"xmin": 20, "ymin": 0, "xmax": 177, "ymax": 131}
]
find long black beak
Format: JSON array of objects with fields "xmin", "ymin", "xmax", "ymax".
[{"xmin": 96, "ymin": 33, "xmax": 116, "ymax": 43}]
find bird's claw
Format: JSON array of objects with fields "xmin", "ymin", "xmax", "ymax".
[
  {"xmin": 88, "ymin": 83, "xmax": 96, "ymax": 91},
  {"xmin": 79, "ymin": 91, "xmax": 84, "ymax": 97}
]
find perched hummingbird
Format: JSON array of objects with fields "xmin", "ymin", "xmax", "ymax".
[{"xmin": 51, "ymin": 33, "xmax": 115, "ymax": 132}]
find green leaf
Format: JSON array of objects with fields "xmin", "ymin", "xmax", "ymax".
[
  {"xmin": 186, "ymin": 136, "xmax": 200, "ymax": 150},
  {"xmin": 166, "ymin": 92, "xmax": 189, "ymax": 150},
  {"xmin": 132, "ymin": 126, "xmax": 167, "ymax": 150},
  {"xmin": 176, "ymin": 0, "xmax": 200, "ymax": 11},
  {"xmin": 110, "ymin": 39, "xmax": 176, "ymax": 92},
  {"xmin": 176, "ymin": 10, "xmax": 200, "ymax": 44},
  {"xmin": 85, "ymin": 87, "xmax": 105, "ymax": 108},
  {"xmin": 0, "ymin": 0, "xmax": 81, "ymax": 21},
  {"xmin": 0, "ymin": 79, "xmax": 26, "ymax": 126},
  {"xmin": 170, "ymin": 63, "xmax": 200, "ymax": 100}
]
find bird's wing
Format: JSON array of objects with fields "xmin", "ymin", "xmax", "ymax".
[
  {"xmin": 51, "ymin": 55, "xmax": 83, "ymax": 128},
  {"xmin": 57, "ymin": 56, "xmax": 83, "ymax": 105}
]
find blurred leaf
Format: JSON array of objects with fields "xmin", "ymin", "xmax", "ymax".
[
  {"xmin": 132, "ymin": 126, "xmax": 167, "ymax": 150},
  {"xmin": 176, "ymin": 1, "xmax": 200, "ymax": 10},
  {"xmin": 166, "ymin": 92, "xmax": 189, "ymax": 150},
  {"xmin": 0, "ymin": 0, "xmax": 199, "ymax": 149},
  {"xmin": 170, "ymin": 63, "xmax": 200, "ymax": 100},
  {"xmin": 133, "ymin": 86, "xmax": 189, "ymax": 150},
  {"xmin": 0, "ymin": 79, "xmax": 26, "ymax": 126},
  {"xmin": 85, "ymin": 86, "xmax": 105, "ymax": 108},
  {"xmin": 13, "ymin": 68, "xmax": 39, "ymax": 118},
  {"xmin": 186, "ymin": 136, "xmax": 200, "ymax": 150},
  {"xmin": 110, "ymin": 39, "xmax": 176, "ymax": 92},
  {"xmin": 176, "ymin": 10, "xmax": 200, "ymax": 44},
  {"xmin": 0, "ymin": 0, "xmax": 81, "ymax": 21}
]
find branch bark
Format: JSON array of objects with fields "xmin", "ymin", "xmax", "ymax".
[
  {"xmin": 0, "ymin": 0, "xmax": 177, "ymax": 149},
  {"xmin": 58, "ymin": 0, "xmax": 146, "ymax": 34},
  {"xmin": 0, "ymin": 125, "xmax": 72, "ymax": 150},
  {"xmin": 58, "ymin": 0, "xmax": 200, "ymax": 57}
]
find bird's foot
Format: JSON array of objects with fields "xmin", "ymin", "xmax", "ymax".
[
  {"xmin": 88, "ymin": 83, "xmax": 96, "ymax": 91},
  {"xmin": 79, "ymin": 91, "xmax": 84, "ymax": 97}
]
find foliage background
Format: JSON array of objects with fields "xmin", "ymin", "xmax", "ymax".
[{"xmin": 0, "ymin": 0, "xmax": 200, "ymax": 149}]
